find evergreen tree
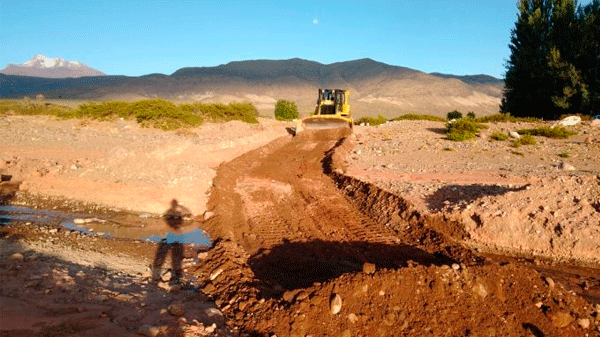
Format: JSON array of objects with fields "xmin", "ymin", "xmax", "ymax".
[
  {"xmin": 503, "ymin": 0, "xmax": 555, "ymax": 118},
  {"xmin": 503, "ymin": 0, "xmax": 599, "ymax": 118},
  {"xmin": 546, "ymin": 0, "xmax": 589, "ymax": 117},
  {"xmin": 577, "ymin": 0, "xmax": 600, "ymax": 114}
]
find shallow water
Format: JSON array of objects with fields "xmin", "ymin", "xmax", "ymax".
[{"xmin": 0, "ymin": 205, "xmax": 211, "ymax": 246}]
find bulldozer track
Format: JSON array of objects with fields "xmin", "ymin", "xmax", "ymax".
[{"xmin": 201, "ymin": 128, "xmax": 459, "ymax": 291}]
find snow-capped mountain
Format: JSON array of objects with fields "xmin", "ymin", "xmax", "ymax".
[{"xmin": 0, "ymin": 55, "xmax": 105, "ymax": 78}]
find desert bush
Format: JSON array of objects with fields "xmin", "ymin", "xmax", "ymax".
[
  {"xmin": 74, "ymin": 101, "xmax": 131, "ymax": 120},
  {"xmin": 446, "ymin": 118, "xmax": 487, "ymax": 141},
  {"xmin": 274, "ymin": 99, "xmax": 299, "ymax": 121},
  {"xmin": 467, "ymin": 112, "xmax": 476, "ymax": 119},
  {"xmin": 517, "ymin": 126, "xmax": 577, "ymax": 139},
  {"xmin": 0, "ymin": 99, "xmax": 69, "ymax": 116},
  {"xmin": 476, "ymin": 113, "xmax": 541, "ymax": 123},
  {"xmin": 355, "ymin": 115, "xmax": 387, "ymax": 126},
  {"xmin": 131, "ymin": 99, "xmax": 203, "ymax": 130},
  {"xmin": 447, "ymin": 110, "xmax": 463, "ymax": 120},
  {"xmin": 518, "ymin": 134, "xmax": 536, "ymax": 145},
  {"xmin": 390, "ymin": 114, "xmax": 446, "ymax": 122},
  {"xmin": 558, "ymin": 151, "xmax": 570, "ymax": 158},
  {"xmin": 182, "ymin": 101, "xmax": 258, "ymax": 124},
  {"xmin": 1, "ymin": 98, "xmax": 259, "ymax": 129},
  {"xmin": 490, "ymin": 131, "xmax": 509, "ymax": 141}
]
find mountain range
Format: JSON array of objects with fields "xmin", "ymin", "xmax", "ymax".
[
  {"xmin": 0, "ymin": 55, "xmax": 105, "ymax": 78},
  {"xmin": 0, "ymin": 57, "xmax": 504, "ymax": 117}
]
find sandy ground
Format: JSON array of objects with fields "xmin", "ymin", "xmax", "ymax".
[
  {"xmin": 0, "ymin": 115, "xmax": 291, "ymax": 215},
  {"xmin": 1, "ymin": 115, "xmax": 600, "ymax": 336}
]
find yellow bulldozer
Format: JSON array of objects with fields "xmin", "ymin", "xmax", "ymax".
[{"xmin": 297, "ymin": 89, "xmax": 353, "ymax": 133}]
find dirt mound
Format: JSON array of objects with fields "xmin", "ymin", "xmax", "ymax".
[{"xmin": 193, "ymin": 129, "xmax": 599, "ymax": 336}]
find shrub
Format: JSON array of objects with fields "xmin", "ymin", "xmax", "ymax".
[
  {"xmin": 558, "ymin": 151, "xmax": 570, "ymax": 158},
  {"xmin": 518, "ymin": 134, "xmax": 536, "ymax": 145},
  {"xmin": 355, "ymin": 115, "xmax": 387, "ymax": 126},
  {"xmin": 390, "ymin": 114, "xmax": 446, "ymax": 122},
  {"xmin": 447, "ymin": 110, "xmax": 463, "ymax": 120},
  {"xmin": 476, "ymin": 113, "xmax": 541, "ymax": 123},
  {"xmin": 490, "ymin": 132, "xmax": 509, "ymax": 141},
  {"xmin": 131, "ymin": 99, "xmax": 203, "ymax": 130},
  {"xmin": 274, "ymin": 99, "xmax": 299, "ymax": 121},
  {"xmin": 446, "ymin": 118, "xmax": 487, "ymax": 141},
  {"xmin": 2, "ymin": 98, "xmax": 259, "ymax": 130},
  {"xmin": 517, "ymin": 126, "xmax": 577, "ymax": 139},
  {"xmin": 447, "ymin": 129, "xmax": 477, "ymax": 141},
  {"xmin": 0, "ymin": 99, "xmax": 70, "ymax": 116},
  {"xmin": 467, "ymin": 112, "xmax": 476, "ymax": 119}
]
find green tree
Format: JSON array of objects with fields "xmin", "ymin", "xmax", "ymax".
[
  {"xmin": 503, "ymin": 0, "xmax": 600, "ymax": 118},
  {"xmin": 577, "ymin": 0, "xmax": 600, "ymax": 114},
  {"xmin": 447, "ymin": 110, "xmax": 463, "ymax": 120},
  {"xmin": 503, "ymin": 0, "xmax": 555, "ymax": 118},
  {"xmin": 274, "ymin": 99, "xmax": 299, "ymax": 121}
]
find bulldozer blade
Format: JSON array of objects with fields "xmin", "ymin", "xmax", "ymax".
[{"xmin": 301, "ymin": 118, "xmax": 352, "ymax": 131}]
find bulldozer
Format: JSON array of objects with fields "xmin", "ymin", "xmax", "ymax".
[{"xmin": 297, "ymin": 89, "xmax": 353, "ymax": 133}]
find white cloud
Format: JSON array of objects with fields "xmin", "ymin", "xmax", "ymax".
[{"xmin": 313, "ymin": 18, "xmax": 318, "ymax": 24}]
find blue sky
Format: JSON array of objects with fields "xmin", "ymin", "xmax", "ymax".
[{"xmin": 1, "ymin": 1, "xmax": 536, "ymax": 78}]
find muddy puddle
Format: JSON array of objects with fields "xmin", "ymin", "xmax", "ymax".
[{"xmin": 0, "ymin": 205, "xmax": 211, "ymax": 247}]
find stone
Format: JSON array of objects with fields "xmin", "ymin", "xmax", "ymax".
[
  {"xmin": 544, "ymin": 277, "xmax": 556, "ymax": 289},
  {"xmin": 161, "ymin": 271, "xmax": 172, "ymax": 282},
  {"xmin": 330, "ymin": 294, "xmax": 342, "ymax": 315},
  {"xmin": 591, "ymin": 119, "xmax": 600, "ymax": 127},
  {"xmin": 577, "ymin": 318, "xmax": 590, "ymax": 329},
  {"xmin": 210, "ymin": 268, "xmax": 224, "ymax": 281},
  {"xmin": 509, "ymin": 131, "xmax": 521, "ymax": 139},
  {"xmin": 556, "ymin": 115, "xmax": 581, "ymax": 126},
  {"xmin": 197, "ymin": 252, "xmax": 209, "ymax": 260},
  {"xmin": 559, "ymin": 162, "xmax": 576, "ymax": 171},
  {"xmin": 10, "ymin": 253, "xmax": 24, "ymax": 261},
  {"xmin": 342, "ymin": 329, "xmax": 351, "ymax": 337},
  {"xmin": 348, "ymin": 313, "xmax": 359, "ymax": 324},
  {"xmin": 282, "ymin": 290, "xmax": 296, "ymax": 303},
  {"xmin": 296, "ymin": 290, "xmax": 309, "ymax": 301},
  {"xmin": 138, "ymin": 325, "xmax": 160, "ymax": 337},
  {"xmin": 362, "ymin": 262, "xmax": 376, "ymax": 275},
  {"xmin": 168, "ymin": 302, "xmax": 185, "ymax": 316},
  {"xmin": 451, "ymin": 263, "xmax": 461, "ymax": 271},
  {"xmin": 549, "ymin": 311, "xmax": 575, "ymax": 328},
  {"xmin": 203, "ymin": 211, "xmax": 214, "ymax": 220},
  {"xmin": 472, "ymin": 282, "xmax": 489, "ymax": 298},
  {"xmin": 94, "ymin": 294, "xmax": 109, "ymax": 302},
  {"xmin": 205, "ymin": 323, "xmax": 216, "ymax": 333}
]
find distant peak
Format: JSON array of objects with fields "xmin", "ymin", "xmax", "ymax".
[
  {"xmin": 25, "ymin": 55, "xmax": 61, "ymax": 68},
  {"xmin": 2, "ymin": 54, "xmax": 105, "ymax": 78},
  {"xmin": 21, "ymin": 55, "xmax": 87, "ymax": 69}
]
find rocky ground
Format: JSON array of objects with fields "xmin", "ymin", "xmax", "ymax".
[
  {"xmin": 347, "ymin": 119, "xmax": 600, "ymax": 264},
  {"xmin": 1, "ymin": 114, "xmax": 600, "ymax": 336}
]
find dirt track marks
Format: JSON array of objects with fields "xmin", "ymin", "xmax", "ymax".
[{"xmin": 202, "ymin": 128, "xmax": 456, "ymax": 289}]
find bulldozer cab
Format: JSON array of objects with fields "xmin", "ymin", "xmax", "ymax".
[{"xmin": 317, "ymin": 89, "xmax": 346, "ymax": 115}]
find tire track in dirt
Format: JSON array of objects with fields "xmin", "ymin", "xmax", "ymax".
[{"xmin": 202, "ymin": 128, "xmax": 457, "ymax": 289}]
